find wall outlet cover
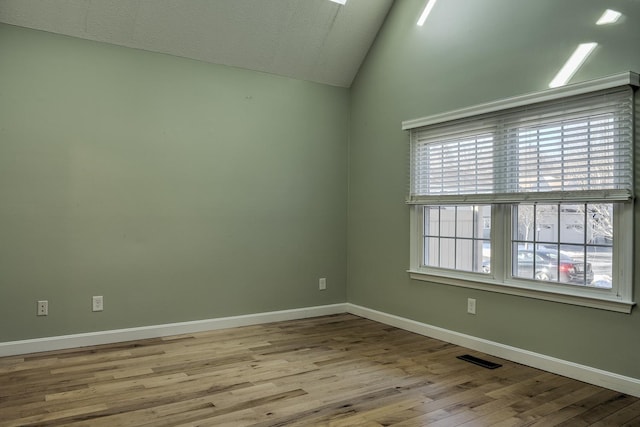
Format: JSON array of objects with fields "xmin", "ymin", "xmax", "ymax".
[
  {"xmin": 37, "ymin": 300, "xmax": 48, "ymax": 316},
  {"xmin": 92, "ymin": 296, "xmax": 104, "ymax": 312}
]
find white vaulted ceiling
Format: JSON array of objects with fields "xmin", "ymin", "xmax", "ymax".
[{"xmin": 0, "ymin": 0, "xmax": 394, "ymax": 87}]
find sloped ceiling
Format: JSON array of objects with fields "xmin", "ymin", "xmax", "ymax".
[{"xmin": 0, "ymin": 0, "xmax": 394, "ymax": 87}]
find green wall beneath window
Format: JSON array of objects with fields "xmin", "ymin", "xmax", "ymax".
[
  {"xmin": 0, "ymin": 23, "xmax": 348, "ymax": 341},
  {"xmin": 347, "ymin": 0, "xmax": 640, "ymax": 379}
]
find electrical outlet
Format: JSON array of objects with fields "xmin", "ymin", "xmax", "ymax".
[
  {"xmin": 37, "ymin": 300, "xmax": 48, "ymax": 316},
  {"xmin": 467, "ymin": 298, "xmax": 476, "ymax": 315},
  {"xmin": 92, "ymin": 296, "xmax": 104, "ymax": 312},
  {"xmin": 319, "ymin": 278, "xmax": 327, "ymax": 290}
]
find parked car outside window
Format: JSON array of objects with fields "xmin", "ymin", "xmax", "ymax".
[{"xmin": 513, "ymin": 247, "xmax": 594, "ymax": 285}]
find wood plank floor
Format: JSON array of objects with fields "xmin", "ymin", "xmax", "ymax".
[{"xmin": 1, "ymin": 314, "xmax": 639, "ymax": 426}]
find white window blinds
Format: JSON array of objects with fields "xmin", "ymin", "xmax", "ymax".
[{"xmin": 407, "ymin": 81, "xmax": 636, "ymax": 205}]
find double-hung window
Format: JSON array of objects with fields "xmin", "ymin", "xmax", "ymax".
[{"xmin": 405, "ymin": 72, "xmax": 638, "ymax": 313}]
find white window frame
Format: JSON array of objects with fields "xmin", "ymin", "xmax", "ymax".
[{"xmin": 404, "ymin": 72, "xmax": 638, "ymax": 313}]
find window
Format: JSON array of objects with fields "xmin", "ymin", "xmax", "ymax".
[
  {"xmin": 422, "ymin": 205, "xmax": 490, "ymax": 272},
  {"xmin": 512, "ymin": 203, "xmax": 613, "ymax": 287},
  {"xmin": 405, "ymin": 72, "xmax": 637, "ymax": 312}
]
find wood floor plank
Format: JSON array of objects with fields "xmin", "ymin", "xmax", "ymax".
[
  {"xmin": 0, "ymin": 313, "xmax": 638, "ymax": 427},
  {"xmin": 589, "ymin": 399, "xmax": 640, "ymax": 426}
]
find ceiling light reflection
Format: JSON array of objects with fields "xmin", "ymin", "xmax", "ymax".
[
  {"xmin": 417, "ymin": 0, "xmax": 437, "ymax": 26},
  {"xmin": 549, "ymin": 42, "xmax": 598, "ymax": 88},
  {"xmin": 596, "ymin": 9, "xmax": 622, "ymax": 25}
]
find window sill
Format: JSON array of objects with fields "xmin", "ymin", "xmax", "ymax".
[{"xmin": 408, "ymin": 270, "xmax": 635, "ymax": 314}]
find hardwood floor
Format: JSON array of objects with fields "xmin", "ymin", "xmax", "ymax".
[{"xmin": 1, "ymin": 314, "xmax": 639, "ymax": 426}]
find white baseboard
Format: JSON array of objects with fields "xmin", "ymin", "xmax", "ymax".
[
  {"xmin": 2, "ymin": 302, "xmax": 638, "ymax": 398},
  {"xmin": 0, "ymin": 303, "xmax": 347, "ymax": 358},
  {"xmin": 346, "ymin": 303, "xmax": 640, "ymax": 398}
]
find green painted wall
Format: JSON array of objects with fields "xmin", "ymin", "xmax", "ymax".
[
  {"xmin": 0, "ymin": 23, "xmax": 348, "ymax": 341},
  {"xmin": 348, "ymin": 0, "xmax": 640, "ymax": 378}
]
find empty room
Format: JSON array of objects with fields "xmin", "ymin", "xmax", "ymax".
[{"xmin": 1, "ymin": 0, "xmax": 640, "ymax": 425}]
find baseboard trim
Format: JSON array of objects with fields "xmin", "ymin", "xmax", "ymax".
[
  {"xmin": 345, "ymin": 303, "xmax": 640, "ymax": 398},
  {"xmin": 0, "ymin": 303, "xmax": 347, "ymax": 357},
  {"xmin": 2, "ymin": 302, "xmax": 638, "ymax": 398}
]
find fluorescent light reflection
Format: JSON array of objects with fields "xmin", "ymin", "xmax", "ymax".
[
  {"xmin": 548, "ymin": 42, "xmax": 598, "ymax": 88},
  {"xmin": 417, "ymin": 0, "xmax": 437, "ymax": 26},
  {"xmin": 329, "ymin": 0, "xmax": 347, "ymax": 4},
  {"xmin": 596, "ymin": 9, "xmax": 622, "ymax": 25}
]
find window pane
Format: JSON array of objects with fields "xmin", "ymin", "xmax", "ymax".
[
  {"xmin": 456, "ymin": 239, "xmax": 473, "ymax": 271},
  {"xmin": 513, "ymin": 243, "xmax": 534, "ymax": 280},
  {"xmin": 456, "ymin": 206, "xmax": 474, "ymax": 238},
  {"xmin": 536, "ymin": 204, "xmax": 558, "ymax": 243},
  {"xmin": 534, "ymin": 243, "xmax": 560, "ymax": 282},
  {"xmin": 454, "ymin": 239, "xmax": 486, "ymax": 273},
  {"xmin": 559, "ymin": 244, "xmax": 588, "ymax": 285},
  {"xmin": 586, "ymin": 203, "xmax": 613, "ymax": 245},
  {"xmin": 423, "ymin": 237, "xmax": 439, "ymax": 267},
  {"xmin": 440, "ymin": 207, "xmax": 456, "ymax": 237},
  {"xmin": 560, "ymin": 204, "xmax": 585, "ymax": 244},
  {"xmin": 479, "ymin": 205, "xmax": 491, "ymax": 239},
  {"xmin": 424, "ymin": 206, "xmax": 440, "ymax": 236},
  {"xmin": 482, "ymin": 241, "xmax": 491, "ymax": 273},
  {"xmin": 440, "ymin": 238, "xmax": 456, "ymax": 269},
  {"xmin": 588, "ymin": 246, "xmax": 612, "ymax": 289},
  {"xmin": 515, "ymin": 205, "xmax": 534, "ymax": 242}
]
